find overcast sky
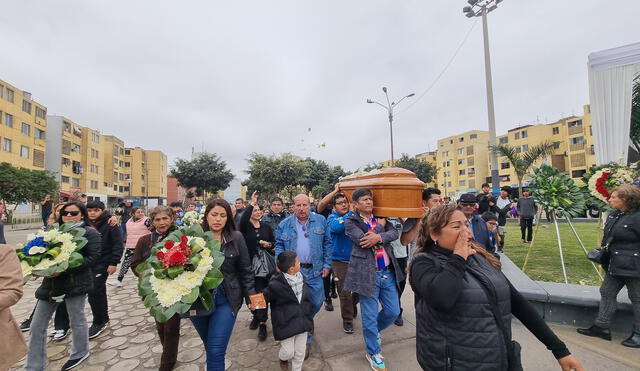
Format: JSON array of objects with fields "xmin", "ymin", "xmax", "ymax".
[{"xmin": 2, "ymin": 1, "xmax": 638, "ymax": 179}]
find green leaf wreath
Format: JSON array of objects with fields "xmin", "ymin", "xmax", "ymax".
[{"xmin": 530, "ymin": 165, "xmax": 587, "ymax": 218}]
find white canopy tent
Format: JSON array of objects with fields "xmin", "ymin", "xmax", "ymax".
[{"xmin": 588, "ymin": 42, "xmax": 640, "ymax": 165}]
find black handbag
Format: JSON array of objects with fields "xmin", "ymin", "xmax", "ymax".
[
  {"xmin": 587, "ymin": 245, "xmax": 610, "ymax": 264},
  {"xmin": 251, "ymin": 247, "xmax": 276, "ymax": 278}
]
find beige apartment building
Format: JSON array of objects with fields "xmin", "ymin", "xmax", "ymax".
[
  {"xmin": 125, "ymin": 147, "xmax": 168, "ymax": 207},
  {"xmin": 103, "ymin": 135, "xmax": 129, "ymax": 204},
  {"xmin": 0, "ymin": 79, "xmax": 47, "ymax": 171},
  {"xmin": 436, "ymin": 130, "xmax": 490, "ymax": 198}
]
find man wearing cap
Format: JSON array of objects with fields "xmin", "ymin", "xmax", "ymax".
[{"xmin": 458, "ymin": 193, "xmax": 496, "ymax": 253}]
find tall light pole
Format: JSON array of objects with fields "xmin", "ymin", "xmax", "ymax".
[
  {"xmin": 463, "ymin": 0, "xmax": 503, "ymax": 191},
  {"xmin": 367, "ymin": 87, "xmax": 415, "ymax": 166}
]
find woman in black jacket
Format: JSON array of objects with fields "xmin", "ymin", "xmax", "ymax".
[
  {"xmin": 239, "ymin": 191, "xmax": 276, "ymax": 340},
  {"xmin": 26, "ymin": 201, "xmax": 101, "ymax": 371},
  {"xmin": 409, "ymin": 204, "xmax": 583, "ymax": 371},
  {"xmin": 578, "ymin": 184, "xmax": 640, "ymax": 347},
  {"xmin": 196, "ymin": 198, "xmax": 256, "ymax": 371}
]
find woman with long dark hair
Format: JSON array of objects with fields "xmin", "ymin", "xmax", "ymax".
[
  {"xmin": 195, "ymin": 198, "xmax": 256, "ymax": 370},
  {"xmin": 578, "ymin": 184, "xmax": 640, "ymax": 347},
  {"xmin": 26, "ymin": 201, "xmax": 101, "ymax": 371},
  {"xmin": 409, "ymin": 204, "xmax": 583, "ymax": 371},
  {"xmin": 131, "ymin": 205, "xmax": 180, "ymax": 371},
  {"xmin": 238, "ymin": 191, "xmax": 275, "ymax": 341}
]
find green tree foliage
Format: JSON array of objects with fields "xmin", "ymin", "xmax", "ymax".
[
  {"xmin": 630, "ymin": 78, "xmax": 640, "ymax": 152},
  {"xmin": 394, "ymin": 153, "xmax": 436, "ymax": 184},
  {"xmin": 0, "ymin": 162, "xmax": 58, "ymax": 216},
  {"xmin": 491, "ymin": 142, "xmax": 556, "ymax": 196},
  {"xmin": 530, "ymin": 164, "xmax": 586, "ymax": 218},
  {"xmin": 171, "ymin": 153, "xmax": 234, "ymax": 197}
]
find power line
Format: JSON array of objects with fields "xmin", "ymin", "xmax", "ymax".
[{"xmin": 397, "ymin": 18, "xmax": 479, "ymax": 117}]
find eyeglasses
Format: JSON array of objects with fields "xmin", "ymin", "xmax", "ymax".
[
  {"xmin": 61, "ymin": 210, "xmax": 80, "ymax": 216},
  {"xmin": 301, "ymin": 224, "xmax": 309, "ymax": 238}
]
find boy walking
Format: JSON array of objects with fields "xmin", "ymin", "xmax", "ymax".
[{"xmin": 263, "ymin": 251, "xmax": 313, "ymax": 371}]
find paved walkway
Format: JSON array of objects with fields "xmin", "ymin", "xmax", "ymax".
[{"xmin": 6, "ymin": 228, "xmax": 639, "ymax": 370}]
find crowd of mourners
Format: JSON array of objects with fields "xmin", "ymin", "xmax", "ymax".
[{"xmin": 2, "ymin": 181, "xmax": 640, "ymax": 371}]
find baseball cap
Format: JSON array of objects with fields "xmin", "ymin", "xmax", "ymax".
[{"xmin": 458, "ymin": 193, "xmax": 477, "ymax": 204}]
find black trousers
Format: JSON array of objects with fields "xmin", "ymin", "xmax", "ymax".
[
  {"xmin": 253, "ymin": 276, "xmax": 269, "ymax": 323},
  {"xmin": 396, "ymin": 257, "xmax": 408, "ymax": 308},
  {"xmin": 323, "ymin": 270, "xmax": 335, "ymax": 300},
  {"xmin": 520, "ymin": 218, "xmax": 534, "ymax": 242}
]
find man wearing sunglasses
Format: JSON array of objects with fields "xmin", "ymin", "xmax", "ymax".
[{"xmin": 275, "ymin": 193, "xmax": 332, "ymax": 359}]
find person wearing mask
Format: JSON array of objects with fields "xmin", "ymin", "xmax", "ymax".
[
  {"xmin": 577, "ymin": 185, "xmax": 640, "ymax": 347},
  {"xmin": 26, "ymin": 201, "xmax": 101, "ymax": 371},
  {"xmin": 276, "ymin": 194, "xmax": 332, "ymax": 359},
  {"xmin": 262, "ymin": 197, "xmax": 289, "ymax": 233},
  {"xmin": 0, "ymin": 243, "xmax": 28, "ymax": 371},
  {"xmin": 495, "ymin": 187, "xmax": 513, "ymax": 252},
  {"xmin": 517, "ymin": 190, "xmax": 537, "ymax": 243},
  {"xmin": 327, "ymin": 192, "xmax": 358, "ymax": 334},
  {"xmin": 239, "ymin": 191, "xmax": 275, "ymax": 341},
  {"xmin": 344, "ymin": 188, "xmax": 401, "ymax": 371},
  {"xmin": 196, "ymin": 199, "xmax": 256, "ymax": 370},
  {"xmin": 410, "ymin": 204, "xmax": 584, "ymax": 371},
  {"xmin": 109, "ymin": 207, "xmax": 150, "ymax": 287},
  {"xmin": 457, "ymin": 193, "xmax": 496, "ymax": 254},
  {"xmin": 82, "ymin": 200, "xmax": 123, "ymax": 339},
  {"xmin": 131, "ymin": 206, "xmax": 180, "ymax": 371}
]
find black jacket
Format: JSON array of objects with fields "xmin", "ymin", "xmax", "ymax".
[
  {"xmin": 470, "ymin": 214, "xmax": 496, "ymax": 253},
  {"xmin": 261, "ymin": 211, "xmax": 288, "ymax": 235},
  {"xmin": 91, "ymin": 212, "xmax": 124, "ymax": 267},
  {"xmin": 477, "ymin": 192, "xmax": 497, "ymax": 215},
  {"xmin": 35, "ymin": 224, "xmax": 101, "ymax": 301},
  {"xmin": 263, "ymin": 272, "xmax": 313, "ymax": 340},
  {"xmin": 602, "ymin": 210, "xmax": 640, "ymax": 278},
  {"xmin": 220, "ymin": 230, "xmax": 256, "ymax": 315},
  {"xmin": 410, "ymin": 246, "xmax": 569, "ymax": 370}
]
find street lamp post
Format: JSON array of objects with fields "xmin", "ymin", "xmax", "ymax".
[
  {"xmin": 367, "ymin": 87, "xmax": 415, "ymax": 166},
  {"xmin": 463, "ymin": 0, "xmax": 503, "ymax": 191}
]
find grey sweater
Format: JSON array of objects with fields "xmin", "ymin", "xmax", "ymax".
[{"xmin": 517, "ymin": 197, "xmax": 537, "ymax": 218}]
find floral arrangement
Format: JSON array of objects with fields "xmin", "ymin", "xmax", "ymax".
[
  {"xmin": 136, "ymin": 224, "xmax": 224, "ymax": 322},
  {"xmin": 181, "ymin": 210, "xmax": 204, "ymax": 227},
  {"xmin": 15, "ymin": 224, "xmax": 88, "ymax": 280},
  {"xmin": 530, "ymin": 165, "xmax": 586, "ymax": 218},
  {"xmin": 583, "ymin": 162, "xmax": 640, "ymax": 209}
]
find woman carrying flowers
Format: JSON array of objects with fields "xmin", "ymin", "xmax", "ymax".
[
  {"xmin": 25, "ymin": 201, "xmax": 101, "ymax": 371},
  {"xmin": 131, "ymin": 205, "xmax": 180, "ymax": 371},
  {"xmin": 196, "ymin": 199, "xmax": 256, "ymax": 371}
]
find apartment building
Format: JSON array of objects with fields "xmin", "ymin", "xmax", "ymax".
[
  {"xmin": 0, "ymin": 79, "xmax": 47, "ymax": 171},
  {"xmin": 102, "ymin": 135, "xmax": 129, "ymax": 205},
  {"xmin": 436, "ymin": 130, "xmax": 490, "ymax": 198},
  {"xmin": 125, "ymin": 147, "xmax": 168, "ymax": 207},
  {"xmin": 415, "ymin": 151, "xmax": 438, "ymax": 188},
  {"xmin": 45, "ymin": 116, "xmax": 90, "ymax": 199}
]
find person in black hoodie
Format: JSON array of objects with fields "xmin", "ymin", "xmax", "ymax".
[
  {"xmin": 410, "ymin": 204, "xmax": 583, "ymax": 371},
  {"xmin": 263, "ymin": 251, "xmax": 313, "ymax": 371},
  {"xmin": 85, "ymin": 200, "xmax": 123, "ymax": 338},
  {"xmin": 26, "ymin": 201, "xmax": 101, "ymax": 371}
]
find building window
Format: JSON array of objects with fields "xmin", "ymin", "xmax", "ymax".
[
  {"xmin": 514, "ymin": 132, "xmax": 520, "ymax": 140},
  {"xmin": 571, "ymin": 169, "xmax": 587, "ymax": 178},
  {"xmin": 71, "ymin": 144, "xmax": 81, "ymax": 153},
  {"xmin": 458, "ymin": 137, "xmax": 464, "ymax": 142},
  {"xmin": 4, "ymin": 113, "xmax": 13, "ymax": 127},
  {"xmin": 459, "ymin": 169, "xmax": 466, "ymax": 175},
  {"xmin": 21, "ymin": 123, "xmax": 30, "ymax": 136},
  {"xmin": 72, "ymin": 178, "xmax": 80, "ymax": 187},
  {"xmin": 22, "ymin": 100, "xmax": 32, "ymax": 114},
  {"xmin": 521, "ymin": 130, "xmax": 528, "ymax": 138},
  {"xmin": 63, "ymin": 121, "xmax": 72, "ymax": 133},
  {"xmin": 568, "ymin": 120, "xmax": 583, "ymax": 127},
  {"xmin": 35, "ymin": 128, "xmax": 45, "ymax": 139},
  {"xmin": 553, "ymin": 141, "xmax": 561, "ymax": 149},
  {"xmin": 0, "ymin": 84, "xmax": 3, "ymax": 98},
  {"xmin": 91, "ymin": 180, "xmax": 98, "ymax": 189},
  {"xmin": 447, "ymin": 181, "xmax": 452, "ymax": 188},
  {"xmin": 522, "ymin": 144, "xmax": 529, "ymax": 152},
  {"xmin": 35, "ymin": 106, "xmax": 46, "ymax": 119},
  {"xmin": 61, "ymin": 176, "xmax": 70, "ymax": 183},
  {"xmin": 468, "ymin": 168, "xmax": 475, "ymax": 175},
  {"xmin": 20, "ymin": 145, "xmax": 29, "ymax": 158},
  {"xmin": 459, "ymin": 180, "xmax": 466, "ymax": 186},
  {"xmin": 499, "ymin": 137, "xmax": 508, "ymax": 144},
  {"xmin": 124, "ymin": 162, "xmax": 131, "ymax": 167},
  {"xmin": 515, "ymin": 146, "xmax": 522, "ymax": 153},
  {"xmin": 457, "ymin": 148, "xmax": 464, "ymax": 155},
  {"xmin": 92, "ymin": 133, "xmax": 100, "ymax": 143},
  {"xmin": 2, "ymin": 138, "xmax": 11, "ymax": 152},
  {"xmin": 458, "ymin": 159, "xmax": 465, "ymax": 165},
  {"xmin": 113, "ymin": 158, "xmax": 119, "ymax": 165},
  {"xmin": 125, "ymin": 149, "xmax": 131, "ymax": 155},
  {"xmin": 501, "ymin": 162, "xmax": 510, "ymax": 169},
  {"xmin": 33, "ymin": 149, "xmax": 44, "ymax": 168},
  {"xmin": 449, "ymin": 140, "xmax": 453, "ymax": 145},
  {"xmin": 552, "ymin": 127, "xmax": 560, "ymax": 135},
  {"xmin": 443, "ymin": 151, "xmax": 450, "ymax": 157},
  {"xmin": 470, "ymin": 133, "xmax": 478, "ymax": 139},
  {"xmin": 6, "ymin": 89, "xmax": 14, "ymax": 103},
  {"xmin": 141, "ymin": 187, "xmax": 146, "ymax": 194},
  {"xmin": 569, "ymin": 136, "xmax": 585, "ymax": 145}
]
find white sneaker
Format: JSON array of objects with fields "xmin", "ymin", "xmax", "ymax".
[
  {"xmin": 107, "ymin": 279, "xmax": 123, "ymax": 287},
  {"xmin": 52, "ymin": 329, "xmax": 70, "ymax": 341}
]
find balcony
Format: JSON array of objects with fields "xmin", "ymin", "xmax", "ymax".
[
  {"xmin": 568, "ymin": 125, "xmax": 583, "ymax": 135},
  {"xmin": 569, "ymin": 142, "xmax": 585, "ymax": 152}
]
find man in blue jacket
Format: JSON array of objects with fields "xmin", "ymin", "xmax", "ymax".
[
  {"xmin": 275, "ymin": 194, "xmax": 332, "ymax": 357},
  {"xmin": 458, "ymin": 193, "xmax": 496, "ymax": 253},
  {"xmin": 327, "ymin": 192, "xmax": 358, "ymax": 334}
]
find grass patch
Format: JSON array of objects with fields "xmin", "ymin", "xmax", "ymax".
[{"xmin": 503, "ymin": 220, "xmax": 604, "ymax": 285}]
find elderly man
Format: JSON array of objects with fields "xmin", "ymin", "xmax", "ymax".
[{"xmin": 275, "ymin": 194, "xmax": 332, "ymax": 356}]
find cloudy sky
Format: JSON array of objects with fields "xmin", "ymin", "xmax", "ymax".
[{"xmin": 2, "ymin": 1, "xmax": 638, "ymax": 179}]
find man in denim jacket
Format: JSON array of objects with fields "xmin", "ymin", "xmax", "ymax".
[{"xmin": 275, "ymin": 194, "xmax": 332, "ymax": 357}]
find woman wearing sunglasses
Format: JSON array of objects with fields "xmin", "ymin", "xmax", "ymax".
[{"xmin": 26, "ymin": 201, "xmax": 102, "ymax": 371}]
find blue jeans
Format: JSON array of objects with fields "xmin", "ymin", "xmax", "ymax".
[
  {"xmin": 190, "ymin": 288, "xmax": 236, "ymax": 371},
  {"xmin": 359, "ymin": 269, "xmax": 401, "ymax": 355},
  {"xmin": 301, "ymin": 266, "xmax": 324, "ymax": 344}
]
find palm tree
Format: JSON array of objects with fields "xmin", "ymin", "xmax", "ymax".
[{"xmin": 491, "ymin": 141, "xmax": 556, "ymax": 197}]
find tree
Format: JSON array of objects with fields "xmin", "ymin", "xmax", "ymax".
[
  {"xmin": 490, "ymin": 142, "xmax": 556, "ymax": 197},
  {"xmin": 243, "ymin": 153, "xmax": 307, "ymax": 199},
  {"xmin": 171, "ymin": 153, "xmax": 234, "ymax": 197},
  {"xmin": 394, "ymin": 153, "xmax": 437, "ymax": 184},
  {"xmin": 0, "ymin": 162, "xmax": 58, "ymax": 220},
  {"xmin": 630, "ymin": 78, "xmax": 640, "ymax": 153}
]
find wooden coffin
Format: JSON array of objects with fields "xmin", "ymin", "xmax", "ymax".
[{"xmin": 338, "ymin": 167, "xmax": 425, "ymax": 218}]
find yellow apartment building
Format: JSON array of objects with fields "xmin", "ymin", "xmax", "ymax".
[
  {"xmin": 80, "ymin": 126, "xmax": 107, "ymax": 199},
  {"xmin": 436, "ymin": 130, "xmax": 490, "ymax": 198},
  {"xmin": 144, "ymin": 150, "xmax": 168, "ymax": 199},
  {"xmin": 103, "ymin": 135, "xmax": 128, "ymax": 205},
  {"xmin": 125, "ymin": 147, "xmax": 168, "ymax": 206},
  {"xmin": 415, "ymin": 151, "xmax": 438, "ymax": 188},
  {"xmin": 0, "ymin": 79, "xmax": 47, "ymax": 171}
]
